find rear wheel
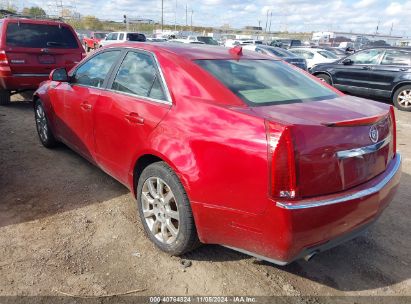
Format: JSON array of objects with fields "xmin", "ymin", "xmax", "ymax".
[
  {"xmin": 0, "ymin": 90, "xmax": 11, "ymax": 105},
  {"xmin": 34, "ymin": 99, "xmax": 57, "ymax": 148},
  {"xmin": 316, "ymin": 73, "xmax": 332, "ymax": 85},
  {"xmin": 393, "ymin": 85, "xmax": 411, "ymax": 112},
  {"xmin": 136, "ymin": 161, "xmax": 200, "ymax": 255}
]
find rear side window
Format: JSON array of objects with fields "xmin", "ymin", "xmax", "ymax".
[
  {"xmin": 72, "ymin": 51, "xmax": 120, "ymax": 88},
  {"xmin": 195, "ymin": 59, "xmax": 338, "ymax": 106},
  {"xmin": 6, "ymin": 23, "xmax": 78, "ymax": 49},
  {"xmin": 111, "ymin": 51, "xmax": 166, "ymax": 101},
  {"xmin": 381, "ymin": 50, "xmax": 411, "ymax": 66},
  {"xmin": 126, "ymin": 33, "xmax": 146, "ymax": 42}
]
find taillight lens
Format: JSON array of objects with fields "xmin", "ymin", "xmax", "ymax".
[
  {"xmin": 265, "ymin": 121, "xmax": 298, "ymax": 199},
  {"xmin": 0, "ymin": 50, "xmax": 9, "ymax": 66},
  {"xmin": 389, "ymin": 106, "xmax": 397, "ymax": 156}
]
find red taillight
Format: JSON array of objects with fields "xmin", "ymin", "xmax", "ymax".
[
  {"xmin": 265, "ymin": 121, "xmax": 298, "ymax": 199},
  {"xmin": 389, "ymin": 106, "xmax": 397, "ymax": 155},
  {"xmin": 0, "ymin": 50, "xmax": 9, "ymax": 66}
]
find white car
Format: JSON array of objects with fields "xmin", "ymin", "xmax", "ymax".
[
  {"xmin": 167, "ymin": 39, "xmax": 205, "ymax": 44},
  {"xmin": 187, "ymin": 35, "xmax": 219, "ymax": 45},
  {"xmin": 224, "ymin": 39, "xmax": 262, "ymax": 48},
  {"xmin": 99, "ymin": 32, "xmax": 146, "ymax": 47},
  {"xmin": 288, "ymin": 48, "xmax": 339, "ymax": 69}
]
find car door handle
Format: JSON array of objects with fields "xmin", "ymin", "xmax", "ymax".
[
  {"xmin": 400, "ymin": 68, "xmax": 409, "ymax": 71},
  {"xmin": 125, "ymin": 113, "xmax": 144, "ymax": 125},
  {"xmin": 361, "ymin": 66, "xmax": 370, "ymax": 70},
  {"xmin": 80, "ymin": 102, "xmax": 92, "ymax": 111}
]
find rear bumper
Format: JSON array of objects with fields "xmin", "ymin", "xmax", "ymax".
[
  {"xmin": 0, "ymin": 73, "xmax": 49, "ymax": 91},
  {"xmin": 193, "ymin": 153, "xmax": 402, "ymax": 265}
]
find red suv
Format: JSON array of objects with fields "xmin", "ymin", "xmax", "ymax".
[{"xmin": 0, "ymin": 16, "xmax": 86, "ymax": 105}]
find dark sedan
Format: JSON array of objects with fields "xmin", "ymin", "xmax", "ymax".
[
  {"xmin": 310, "ymin": 47, "xmax": 411, "ymax": 111},
  {"xmin": 243, "ymin": 45, "xmax": 307, "ymax": 70}
]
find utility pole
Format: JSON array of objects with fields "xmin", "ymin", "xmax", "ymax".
[
  {"xmin": 190, "ymin": 9, "xmax": 193, "ymax": 32},
  {"xmin": 268, "ymin": 11, "xmax": 272, "ymax": 33},
  {"xmin": 389, "ymin": 22, "xmax": 393, "ymax": 36},
  {"xmin": 161, "ymin": 0, "xmax": 164, "ymax": 32},
  {"xmin": 185, "ymin": 4, "xmax": 188, "ymax": 27},
  {"xmin": 264, "ymin": 10, "xmax": 268, "ymax": 32},
  {"xmin": 375, "ymin": 20, "xmax": 380, "ymax": 35},
  {"xmin": 174, "ymin": 0, "xmax": 177, "ymax": 31}
]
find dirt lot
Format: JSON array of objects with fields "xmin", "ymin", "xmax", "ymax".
[{"xmin": 0, "ymin": 94, "xmax": 410, "ymax": 299}]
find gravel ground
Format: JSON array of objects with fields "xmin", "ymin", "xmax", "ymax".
[{"xmin": 0, "ymin": 94, "xmax": 410, "ymax": 299}]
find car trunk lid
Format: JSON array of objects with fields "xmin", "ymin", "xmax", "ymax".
[{"xmin": 253, "ymin": 96, "xmax": 395, "ymax": 198}]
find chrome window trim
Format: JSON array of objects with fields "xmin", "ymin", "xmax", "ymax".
[
  {"xmin": 276, "ymin": 153, "xmax": 401, "ymax": 210},
  {"xmin": 13, "ymin": 73, "xmax": 49, "ymax": 77},
  {"xmin": 336, "ymin": 135, "xmax": 391, "ymax": 159},
  {"xmin": 107, "ymin": 47, "xmax": 173, "ymax": 105}
]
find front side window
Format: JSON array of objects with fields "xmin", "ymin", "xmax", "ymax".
[
  {"xmin": 381, "ymin": 50, "xmax": 411, "ymax": 66},
  {"xmin": 195, "ymin": 59, "xmax": 338, "ymax": 106},
  {"xmin": 111, "ymin": 51, "xmax": 167, "ymax": 101},
  {"xmin": 119, "ymin": 33, "xmax": 124, "ymax": 40},
  {"xmin": 72, "ymin": 51, "xmax": 120, "ymax": 88},
  {"xmin": 348, "ymin": 49, "xmax": 384, "ymax": 64},
  {"xmin": 6, "ymin": 23, "xmax": 78, "ymax": 48},
  {"xmin": 106, "ymin": 33, "xmax": 118, "ymax": 41}
]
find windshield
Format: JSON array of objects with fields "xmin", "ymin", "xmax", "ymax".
[
  {"xmin": 197, "ymin": 37, "xmax": 218, "ymax": 45},
  {"xmin": 126, "ymin": 33, "xmax": 146, "ymax": 42},
  {"xmin": 6, "ymin": 23, "xmax": 78, "ymax": 49},
  {"xmin": 318, "ymin": 50, "xmax": 338, "ymax": 59},
  {"xmin": 264, "ymin": 47, "xmax": 297, "ymax": 58},
  {"xmin": 94, "ymin": 33, "xmax": 107, "ymax": 39},
  {"xmin": 195, "ymin": 59, "xmax": 338, "ymax": 106}
]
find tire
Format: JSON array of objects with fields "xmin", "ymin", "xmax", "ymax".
[
  {"xmin": 0, "ymin": 90, "xmax": 11, "ymax": 105},
  {"xmin": 34, "ymin": 99, "xmax": 58, "ymax": 148},
  {"xmin": 393, "ymin": 85, "xmax": 411, "ymax": 112},
  {"xmin": 136, "ymin": 161, "xmax": 200, "ymax": 255},
  {"xmin": 316, "ymin": 73, "xmax": 332, "ymax": 85}
]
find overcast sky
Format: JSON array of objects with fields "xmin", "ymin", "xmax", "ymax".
[{"xmin": 16, "ymin": 0, "xmax": 411, "ymax": 36}]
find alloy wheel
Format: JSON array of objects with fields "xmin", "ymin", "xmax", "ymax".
[
  {"xmin": 35, "ymin": 104, "xmax": 48, "ymax": 143},
  {"xmin": 141, "ymin": 177, "xmax": 180, "ymax": 244},
  {"xmin": 397, "ymin": 89, "xmax": 411, "ymax": 108}
]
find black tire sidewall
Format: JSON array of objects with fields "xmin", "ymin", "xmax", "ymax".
[
  {"xmin": 136, "ymin": 162, "xmax": 198, "ymax": 255},
  {"xmin": 0, "ymin": 90, "xmax": 11, "ymax": 105},
  {"xmin": 393, "ymin": 85, "xmax": 411, "ymax": 112}
]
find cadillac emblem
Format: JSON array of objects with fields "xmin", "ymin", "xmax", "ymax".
[{"xmin": 369, "ymin": 125, "xmax": 379, "ymax": 143}]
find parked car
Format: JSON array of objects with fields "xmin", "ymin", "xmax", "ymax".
[
  {"xmin": 270, "ymin": 39, "xmax": 302, "ymax": 49},
  {"xmin": 243, "ymin": 45, "xmax": 307, "ymax": 70},
  {"xmin": 310, "ymin": 47, "xmax": 411, "ymax": 111},
  {"xmin": 289, "ymin": 47, "xmax": 339, "ymax": 69},
  {"xmin": 83, "ymin": 31, "xmax": 109, "ymax": 51},
  {"xmin": 168, "ymin": 39, "xmax": 205, "ymax": 44},
  {"xmin": 147, "ymin": 37, "xmax": 168, "ymax": 42},
  {"xmin": 187, "ymin": 36, "xmax": 219, "ymax": 45},
  {"xmin": 224, "ymin": 39, "xmax": 258, "ymax": 47},
  {"xmin": 315, "ymin": 46, "xmax": 347, "ymax": 59},
  {"xmin": 0, "ymin": 15, "xmax": 86, "ymax": 105},
  {"xmin": 33, "ymin": 43, "xmax": 401, "ymax": 265},
  {"xmin": 99, "ymin": 32, "xmax": 146, "ymax": 47}
]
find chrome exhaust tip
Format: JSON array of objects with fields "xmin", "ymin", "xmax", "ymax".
[{"xmin": 303, "ymin": 251, "xmax": 317, "ymax": 262}]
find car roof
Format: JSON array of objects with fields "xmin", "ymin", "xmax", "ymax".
[
  {"xmin": 1, "ymin": 17, "xmax": 68, "ymax": 26},
  {"xmin": 105, "ymin": 42, "xmax": 269, "ymax": 60}
]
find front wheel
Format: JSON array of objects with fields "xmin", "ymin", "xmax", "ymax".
[
  {"xmin": 393, "ymin": 85, "xmax": 411, "ymax": 111},
  {"xmin": 316, "ymin": 73, "xmax": 332, "ymax": 85},
  {"xmin": 136, "ymin": 162, "xmax": 200, "ymax": 255},
  {"xmin": 34, "ymin": 100, "xmax": 57, "ymax": 148}
]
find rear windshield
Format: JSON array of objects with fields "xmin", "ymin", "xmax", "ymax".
[
  {"xmin": 197, "ymin": 36, "xmax": 218, "ymax": 45},
  {"xmin": 126, "ymin": 33, "xmax": 146, "ymax": 42},
  {"xmin": 94, "ymin": 33, "xmax": 107, "ymax": 39},
  {"xmin": 264, "ymin": 47, "xmax": 297, "ymax": 58},
  {"xmin": 195, "ymin": 59, "xmax": 338, "ymax": 106},
  {"xmin": 6, "ymin": 22, "xmax": 79, "ymax": 49}
]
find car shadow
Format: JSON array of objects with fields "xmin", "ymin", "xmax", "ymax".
[{"xmin": 0, "ymin": 98, "xmax": 130, "ymax": 228}]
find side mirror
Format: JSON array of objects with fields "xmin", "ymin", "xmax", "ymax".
[
  {"xmin": 49, "ymin": 68, "xmax": 69, "ymax": 82},
  {"xmin": 342, "ymin": 58, "xmax": 353, "ymax": 65}
]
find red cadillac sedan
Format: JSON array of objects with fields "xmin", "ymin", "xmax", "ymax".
[{"xmin": 33, "ymin": 43, "xmax": 401, "ymax": 265}]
